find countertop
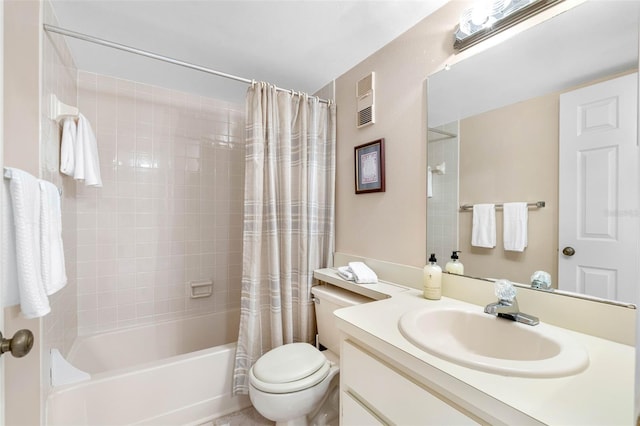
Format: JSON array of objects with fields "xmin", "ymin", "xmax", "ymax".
[{"xmin": 314, "ymin": 268, "xmax": 634, "ymax": 425}]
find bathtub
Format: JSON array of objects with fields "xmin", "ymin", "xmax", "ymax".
[{"xmin": 46, "ymin": 309, "xmax": 251, "ymax": 425}]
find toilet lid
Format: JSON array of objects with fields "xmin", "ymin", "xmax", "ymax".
[
  {"xmin": 252, "ymin": 342, "xmax": 327, "ymax": 384},
  {"xmin": 250, "ymin": 359, "xmax": 331, "ymax": 394}
]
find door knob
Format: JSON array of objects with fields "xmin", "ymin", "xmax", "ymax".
[
  {"xmin": 0, "ymin": 329, "xmax": 34, "ymax": 358},
  {"xmin": 562, "ymin": 246, "xmax": 576, "ymax": 256}
]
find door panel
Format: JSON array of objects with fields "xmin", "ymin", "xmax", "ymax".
[{"xmin": 559, "ymin": 72, "xmax": 638, "ymax": 303}]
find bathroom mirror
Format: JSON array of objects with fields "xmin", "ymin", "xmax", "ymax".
[{"xmin": 426, "ymin": 0, "xmax": 640, "ymax": 305}]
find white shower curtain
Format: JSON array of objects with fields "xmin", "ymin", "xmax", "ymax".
[{"xmin": 232, "ymin": 83, "xmax": 336, "ymax": 395}]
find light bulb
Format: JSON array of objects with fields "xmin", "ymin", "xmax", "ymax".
[{"xmin": 471, "ymin": 0, "xmax": 491, "ymax": 26}]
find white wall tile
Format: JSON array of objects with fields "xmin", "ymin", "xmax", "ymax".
[{"xmin": 76, "ymin": 71, "xmax": 245, "ymax": 333}]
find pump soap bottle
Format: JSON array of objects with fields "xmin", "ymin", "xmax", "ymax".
[
  {"xmin": 445, "ymin": 251, "xmax": 464, "ymax": 275},
  {"xmin": 423, "ymin": 253, "xmax": 442, "ymax": 300}
]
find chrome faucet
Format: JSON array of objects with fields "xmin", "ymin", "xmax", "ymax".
[{"xmin": 484, "ymin": 280, "xmax": 539, "ymax": 326}]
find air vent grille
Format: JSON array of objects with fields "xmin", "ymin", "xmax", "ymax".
[
  {"xmin": 356, "ymin": 72, "xmax": 375, "ymax": 128},
  {"xmin": 357, "ymin": 73, "xmax": 374, "ymax": 97},
  {"xmin": 358, "ymin": 106, "xmax": 373, "ymax": 127}
]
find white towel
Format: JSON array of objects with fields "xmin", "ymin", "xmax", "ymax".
[
  {"xmin": 59, "ymin": 118, "xmax": 76, "ymax": 176},
  {"xmin": 40, "ymin": 180, "xmax": 67, "ymax": 295},
  {"xmin": 3, "ymin": 168, "xmax": 51, "ymax": 318},
  {"xmin": 337, "ymin": 266, "xmax": 355, "ymax": 281},
  {"xmin": 74, "ymin": 113, "xmax": 102, "ymax": 187},
  {"xmin": 472, "ymin": 204, "xmax": 496, "ymax": 248},
  {"xmin": 347, "ymin": 261, "xmax": 378, "ymax": 284},
  {"xmin": 427, "ymin": 167, "xmax": 433, "ymax": 198},
  {"xmin": 3, "ymin": 177, "xmax": 20, "ymax": 307},
  {"xmin": 503, "ymin": 202, "xmax": 528, "ymax": 252}
]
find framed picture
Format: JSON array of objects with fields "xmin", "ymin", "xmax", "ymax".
[{"xmin": 354, "ymin": 138, "xmax": 385, "ymax": 194}]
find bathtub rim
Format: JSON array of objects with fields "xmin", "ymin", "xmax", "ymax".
[{"xmin": 52, "ymin": 341, "xmax": 239, "ymax": 393}]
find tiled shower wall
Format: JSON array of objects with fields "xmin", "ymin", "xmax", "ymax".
[
  {"xmin": 42, "ymin": 1, "xmax": 79, "ymax": 361},
  {"xmin": 426, "ymin": 121, "xmax": 459, "ymax": 262},
  {"xmin": 75, "ymin": 70, "xmax": 245, "ymax": 335}
]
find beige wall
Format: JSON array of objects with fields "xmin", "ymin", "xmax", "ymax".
[
  {"xmin": 458, "ymin": 93, "xmax": 559, "ymax": 285},
  {"xmin": 334, "ymin": 1, "xmax": 468, "ymax": 268},
  {"xmin": 4, "ymin": 1, "xmax": 42, "ymax": 425}
]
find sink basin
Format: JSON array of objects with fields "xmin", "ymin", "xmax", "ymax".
[{"xmin": 398, "ymin": 307, "xmax": 589, "ymax": 377}]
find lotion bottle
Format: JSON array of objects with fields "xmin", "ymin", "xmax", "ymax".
[
  {"xmin": 445, "ymin": 251, "xmax": 464, "ymax": 275},
  {"xmin": 423, "ymin": 253, "xmax": 442, "ymax": 300}
]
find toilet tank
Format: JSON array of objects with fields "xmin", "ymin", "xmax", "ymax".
[{"xmin": 311, "ymin": 284, "xmax": 372, "ymax": 356}]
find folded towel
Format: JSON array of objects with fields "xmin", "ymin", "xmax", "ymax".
[
  {"xmin": 472, "ymin": 204, "xmax": 496, "ymax": 248},
  {"xmin": 4, "ymin": 168, "xmax": 51, "ymax": 318},
  {"xmin": 347, "ymin": 261, "xmax": 378, "ymax": 284},
  {"xmin": 74, "ymin": 113, "xmax": 102, "ymax": 187},
  {"xmin": 503, "ymin": 202, "xmax": 528, "ymax": 252},
  {"xmin": 337, "ymin": 266, "xmax": 354, "ymax": 281},
  {"xmin": 59, "ymin": 118, "xmax": 76, "ymax": 176},
  {"xmin": 40, "ymin": 180, "xmax": 67, "ymax": 295}
]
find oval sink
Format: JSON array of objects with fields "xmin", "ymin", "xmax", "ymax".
[{"xmin": 398, "ymin": 307, "xmax": 589, "ymax": 378}]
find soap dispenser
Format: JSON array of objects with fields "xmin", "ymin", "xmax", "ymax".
[
  {"xmin": 445, "ymin": 251, "xmax": 464, "ymax": 275},
  {"xmin": 423, "ymin": 253, "xmax": 442, "ymax": 300}
]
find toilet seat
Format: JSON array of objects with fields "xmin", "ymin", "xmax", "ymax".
[{"xmin": 250, "ymin": 342, "xmax": 330, "ymax": 394}]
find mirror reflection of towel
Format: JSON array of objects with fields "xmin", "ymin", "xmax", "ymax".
[
  {"xmin": 504, "ymin": 202, "xmax": 528, "ymax": 252},
  {"xmin": 471, "ymin": 204, "xmax": 496, "ymax": 248}
]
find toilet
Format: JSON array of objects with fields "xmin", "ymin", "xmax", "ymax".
[{"xmin": 249, "ymin": 284, "xmax": 371, "ymax": 426}]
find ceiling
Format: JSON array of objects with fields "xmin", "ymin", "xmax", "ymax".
[{"xmin": 49, "ymin": 0, "xmax": 450, "ymax": 104}]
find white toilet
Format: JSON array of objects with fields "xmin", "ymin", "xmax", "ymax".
[{"xmin": 249, "ymin": 284, "xmax": 371, "ymax": 426}]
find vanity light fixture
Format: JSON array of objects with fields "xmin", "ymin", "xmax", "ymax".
[{"xmin": 454, "ymin": 0, "xmax": 564, "ymax": 51}]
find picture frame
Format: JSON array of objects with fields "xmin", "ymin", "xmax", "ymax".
[{"xmin": 354, "ymin": 138, "xmax": 385, "ymax": 194}]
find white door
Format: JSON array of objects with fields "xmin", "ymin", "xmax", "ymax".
[
  {"xmin": 0, "ymin": 1, "xmax": 5, "ymax": 421},
  {"xmin": 558, "ymin": 73, "xmax": 638, "ymax": 303}
]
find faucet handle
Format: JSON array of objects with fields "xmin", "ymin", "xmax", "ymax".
[{"xmin": 494, "ymin": 279, "xmax": 516, "ymax": 302}]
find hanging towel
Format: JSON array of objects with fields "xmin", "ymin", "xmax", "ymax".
[
  {"xmin": 503, "ymin": 202, "xmax": 528, "ymax": 252},
  {"xmin": 40, "ymin": 180, "xmax": 67, "ymax": 295},
  {"xmin": 471, "ymin": 204, "xmax": 496, "ymax": 248},
  {"xmin": 427, "ymin": 167, "xmax": 433, "ymax": 198},
  {"xmin": 3, "ymin": 177, "xmax": 19, "ymax": 307},
  {"xmin": 347, "ymin": 261, "xmax": 378, "ymax": 284},
  {"xmin": 3, "ymin": 168, "xmax": 51, "ymax": 318},
  {"xmin": 59, "ymin": 117, "xmax": 77, "ymax": 176},
  {"xmin": 74, "ymin": 113, "xmax": 102, "ymax": 187}
]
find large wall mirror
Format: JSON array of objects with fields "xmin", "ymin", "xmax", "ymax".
[{"xmin": 427, "ymin": 0, "xmax": 640, "ymax": 305}]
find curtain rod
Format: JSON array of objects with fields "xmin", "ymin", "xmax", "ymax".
[{"xmin": 43, "ymin": 24, "xmax": 330, "ymax": 105}]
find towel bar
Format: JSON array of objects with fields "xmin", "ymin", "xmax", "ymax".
[
  {"xmin": 50, "ymin": 94, "xmax": 79, "ymax": 123},
  {"xmin": 460, "ymin": 201, "xmax": 545, "ymax": 211}
]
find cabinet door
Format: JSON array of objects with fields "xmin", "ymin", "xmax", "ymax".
[
  {"xmin": 342, "ymin": 391, "xmax": 384, "ymax": 425},
  {"xmin": 341, "ymin": 341, "xmax": 479, "ymax": 425}
]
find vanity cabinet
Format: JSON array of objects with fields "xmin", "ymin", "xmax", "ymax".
[{"xmin": 341, "ymin": 340, "xmax": 479, "ymax": 425}]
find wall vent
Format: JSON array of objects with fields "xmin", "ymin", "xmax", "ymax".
[{"xmin": 356, "ymin": 72, "xmax": 375, "ymax": 128}]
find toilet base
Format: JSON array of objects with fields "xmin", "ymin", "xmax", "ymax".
[{"xmin": 308, "ymin": 375, "xmax": 339, "ymax": 426}]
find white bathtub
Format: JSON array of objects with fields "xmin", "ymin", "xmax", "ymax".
[{"xmin": 46, "ymin": 309, "xmax": 251, "ymax": 425}]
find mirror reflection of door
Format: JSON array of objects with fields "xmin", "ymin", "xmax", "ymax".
[{"xmin": 558, "ymin": 73, "xmax": 639, "ymax": 302}]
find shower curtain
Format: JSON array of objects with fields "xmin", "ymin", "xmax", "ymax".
[{"xmin": 232, "ymin": 83, "xmax": 336, "ymax": 395}]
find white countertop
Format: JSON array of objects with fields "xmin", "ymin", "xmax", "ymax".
[{"xmin": 314, "ymin": 268, "xmax": 635, "ymax": 425}]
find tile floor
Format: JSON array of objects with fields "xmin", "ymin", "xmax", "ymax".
[{"xmin": 210, "ymin": 406, "xmax": 274, "ymax": 426}]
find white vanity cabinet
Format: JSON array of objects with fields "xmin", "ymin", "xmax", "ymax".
[{"xmin": 340, "ymin": 340, "xmax": 479, "ymax": 425}]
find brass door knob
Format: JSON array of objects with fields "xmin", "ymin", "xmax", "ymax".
[
  {"xmin": 562, "ymin": 246, "xmax": 576, "ymax": 256},
  {"xmin": 0, "ymin": 329, "xmax": 34, "ymax": 358}
]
